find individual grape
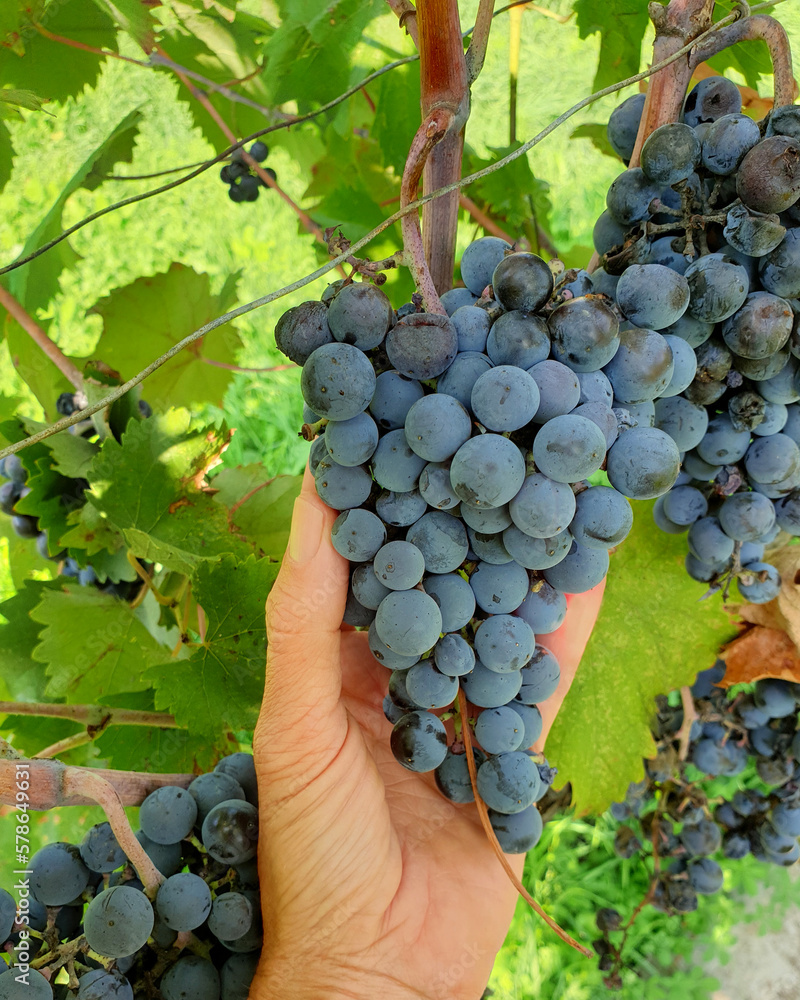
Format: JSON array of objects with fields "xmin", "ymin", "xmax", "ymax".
[
  {"xmin": 696, "ymin": 413, "xmax": 751, "ymax": 466},
  {"xmin": 474, "ymin": 615, "xmax": 535, "ymax": 672},
  {"xmin": 450, "ymin": 434, "xmax": 526, "ymax": 507},
  {"xmin": 526, "ymin": 360, "xmax": 580, "ymax": 422},
  {"xmin": 460, "ymin": 236, "xmax": 511, "ymax": 294},
  {"xmin": 435, "ymin": 748, "xmax": 486, "ymax": 803},
  {"xmin": 450, "ymin": 305, "xmax": 491, "ymax": 352},
  {"xmin": 301, "ymin": 343, "xmax": 376, "ymax": 421},
  {"xmin": 201, "ymin": 800, "xmax": 259, "ymax": 865},
  {"xmin": 324, "ymin": 412, "xmax": 379, "ymax": 466},
  {"xmin": 507, "ymin": 701, "xmax": 543, "ymax": 748},
  {"xmin": 607, "ymin": 93, "xmax": 646, "ymax": 160},
  {"xmin": 593, "ymin": 209, "xmax": 628, "ymax": 255},
  {"xmin": 406, "ymin": 510, "xmax": 469, "ymax": 573},
  {"xmin": 369, "ymin": 372, "xmax": 424, "ymax": 431},
  {"xmin": 436, "ymin": 352, "xmax": 493, "ymax": 412},
  {"xmin": 84, "ymin": 886, "xmax": 154, "ymax": 958},
  {"xmin": 653, "ymin": 495, "xmax": 687, "ymax": 534},
  {"xmin": 80, "ymin": 822, "xmax": 126, "ymax": 874},
  {"xmin": 342, "ymin": 590, "xmax": 374, "ymax": 627},
  {"xmin": 516, "ymin": 645, "xmax": 561, "ymax": 704},
  {"xmin": 469, "ymin": 560, "xmax": 528, "ymax": 612},
  {"xmin": 214, "ymin": 757, "xmax": 258, "ymax": 805},
  {"xmin": 502, "ymin": 525, "xmax": 572, "ymax": 570},
  {"xmin": 759, "ymin": 227, "xmax": 800, "ymax": 299},
  {"xmin": 733, "ymin": 343, "xmax": 791, "ymax": 383},
  {"xmin": 439, "ymin": 287, "xmax": 477, "ymax": 314},
  {"xmin": 375, "ymin": 590, "xmax": 443, "ymax": 656},
  {"xmin": 571, "ymin": 402, "xmax": 618, "ymax": 448},
  {"xmin": 220, "ymin": 954, "xmax": 259, "ymax": 1000},
  {"xmin": 385, "ymin": 313, "xmax": 458, "ymax": 379},
  {"xmin": 0, "ymin": 970, "xmax": 53, "ymax": 999},
  {"xmin": 372, "ymin": 540, "xmax": 425, "ymax": 590},
  {"xmin": 591, "ymin": 268, "xmax": 620, "ymax": 298},
  {"xmin": 640, "ymin": 122, "xmax": 700, "ymax": 185},
  {"xmin": 375, "ymin": 489, "xmax": 427, "ymax": 527},
  {"xmin": 76, "ymin": 969, "xmax": 133, "ymax": 1000},
  {"xmin": 460, "ymin": 661, "xmax": 522, "ymax": 708},
  {"xmin": 532, "ymin": 414, "xmax": 607, "ymax": 483},
  {"xmin": 745, "ymin": 433, "xmax": 800, "ymax": 486},
  {"xmin": 467, "ymin": 527, "xmax": 512, "ymax": 564},
  {"xmin": 433, "ymin": 633, "xmax": 476, "ymax": 676},
  {"xmin": 475, "ymin": 706, "xmax": 525, "ymax": 754},
  {"xmin": 683, "ymin": 76, "xmax": 741, "ymax": 126},
  {"xmin": 30, "ymin": 842, "xmax": 90, "ymax": 906},
  {"xmin": 477, "ymin": 752, "xmax": 541, "ymax": 814},
  {"xmin": 509, "ymin": 473, "xmax": 576, "ymax": 538},
  {"xmin": 648, "ymin": 235, "xmax": 692, "ymax": 274},
  {"xmin": 461, "ymin": 503, "xmax": 512, "ymax": 533},
  {"xmin": 471, "ymin": 365, "xmax": 540, "ymax": 431},
  {"xmin": 723, "ymin": 202, "xmax": 786, "ymax": 257},
  {"xmin": 0, "ymin": 890, "xmax": 14, "ymax": 944},
  {"xmin": 685, "ymin": 552, "xmax": 730, "ymax": 582},
  {"xmin": 405, "ymin": 660, "xmax": 459, "ymax": 709},
  {"xmin": 569, "ymin": 486, "xmax": 633, "ymax": 549},
  {"xmin": 739, "ymin": 541, "xmax": 766, "ymax": 565},
  {"xmin": 701, "ymin": 113, "xmax": 760, "ymax": 175},
  {"xmin": 685, "ymin": 253, "xmax": 749, "ymax": 323},
  {"xmin": 159, "ymin": 956, "xmax": 220, "ymax": 1000},
  {"xmin": 772, "ymin": 803, "xmax": 800, "ymax": 837},
  {"xmin": 514, "ymin": 581, "xmax": 567, "ymax": 635},
  {"xmin": 390, "ymin": 711, "xmax": 448, "ymax": 772},
  {"xmin": 388, "ymin": 670, "xmax": 424, "ymax": 711},
  {"xmin": 543, "ymin": 540, "xmax": 609, "ymax": 594},
  {"xmin": 547, "ymin": 296, "xmax": 620, "ymax": 373},
  {"xmin": 423, "ymin": 573, "xmax": 476, "ymax": 632},
  {"xmin": 606, "ymin": 426, "xmax": 680, "ymax": 499},
  {"xmin": 759, "ymin": 355, "xmax": 800, "ymax": 404},
  {"xmin": 229, "ymin": 174, "xmax": 259, "ymax": 202},
  {"xmin": 488, "ymin": 803, "xmax": 544, "ymax": 853},
  {"xmin": 664, "ymin": 308, "xmax": 714, "ymax": 349},
  {"xmin": 721, "ymin": 292, "xmax": 793, "ymax": 360},
  {"xmin": 606, "ymin": 168, "xmax": 660, "ymax": 225},
  {"xmin": 660, "ymin": 335, "xmax": 697, "ymax": 397},
  {"xmin": 326, "ymin": 282, "xmax": 393, "ymax": 351},
  {"xmin": 491, "ymin": 252, "xmax": 554, "ymax": 313},
  {"xmin": 155, "ymin": 872, "xmax": 212, "ymax": 932},
  {"xmin": 754, "ymin": 678, "xmax": 797, "ymax": 718},
  {"xmin": 308, "ymin": 436, "xmax": 330, "ymax": 475},
  {"xmin": 767, "ymin": 105, "xmax": 800, "ymax": 140},
  {"xmin": 577, "ymin": 370, "xmax": 614, "ymax": 407},
  {"xmin": 661, "ymin": 485, "xmax": 707, "ymax": 526},
  {"xmin": 752, "ymin": 400, "xmax": 788, "ymax": 437},
  {"xmin": 351, "ymin": 564, "xmax": 390, "ymax": 610},
  {"xmin": 274, "ymin": 301, "xmax": 333, "ymax": 365},
  {"xmin": 330, "ymin": 509, "xmax": 386, "ymax": 561},
  {"xmin": 687, "ymin": 858, "xmax": 724, "ymax": 895},
  {"xmin": 728, "ymin": 390, "xmax": 766, "ymax": 433},
  {"xmin": 687, "ymin": 516, "xmax": 735, "ymax": 564},
  {"xmin": 135, "ymin": 831, "xmax": 183, "ymax": 878},
  {"xmin": 371, "ymin": 429, "xmax": 427, "ymax": 492},
  {"xmin": 737, "ymin": 561, "xmax": 781, "ymax": 603},
  {"xmin": 654, "ymin": 396, "xmax": 709, "ymax": 452},
  {"xmin": 602, "ymin": 328, "xmax": 674, "ymax": 403},
  {"xmin": 404, "ymin": 394, "xmax": 472, "ymax": 461},
  {"xmin": 775, "ymin": 489, "xmax": 800, "ymax": 534},
  {"xmin": 188, "ymin": 772, "xmax": 246, "ymax": 827},
  {"xmin": 737, "ymin": 136, "xmax": 800, "ymax": 214},
  {"xmin": 11, "ymin": 514, "xmax": 39, "ymax": 539},
  {"xmin": 486, "ymin": 310, "xmax": 550, "ymax": 369},
  {"xmin": 383, "ymin": 696, "xmax": 406, "ymax": 724}
]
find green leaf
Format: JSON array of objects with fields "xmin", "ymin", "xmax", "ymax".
[
  {"xmin": 88, "ymin": 408, "xmax": 252, "ymax": 575},
  {"xmin": 149, "ymin": 554, "xmax": 278, "ymax": 737},
  {"xmin": 90, "ymin": 0, "xmax": 156, "ymax": 53},
  {"xmin": 0, "ymin": 0, "xmax": 118, "ymax": 105},
  {"xmin": 0, "ymin": 713, "xmax": 99, "ymax": 764},
  {"xmin": 60, "ymin": 502, "xmax": 126, "ymax": 559},
  {"xmin": 2, "ymin": 317, "xmax": 77, "ymax": 421},
  {"xmin": 0, "ymin": 88, "xmax": 50, "ymax": 120},
  {"xmin": 32, "ymin": 584, "xmax": 171, "ymax": 701},
  {"xmin": 574, "ymin": 0, "xmax": 650, "ymax": 92},
  {"xmin": 212, "ymin": 468, "xmax": 301, "ymax": 559},
  {"xmin": 0, "ymin": 579, "xmax": 61, "ymax": 700},
  {"xmin": 571, "ymin": 123, "xmax": 619, "ymax": 161},
  {"xmin": 91, "ymin": 264, "xmax": 242, "ymax": 411},
  {"xmin": 372, "ymin": 62, "xmax": 421, "ymax": 180},
  {"xmin": 81, "ymin": 107, "xmax": 144, "ymax": 191},
  {"xmin": 546, "ymin": 500, "xmax": 736, "ymax": 815},
  {"xmin": 0, "ymin": 120, "xmax": 13, "ymax": 196}
]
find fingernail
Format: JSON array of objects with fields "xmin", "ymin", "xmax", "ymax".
[{"xmin": 287, "ymin": 497, "xmax": 325, "ymax": 565}]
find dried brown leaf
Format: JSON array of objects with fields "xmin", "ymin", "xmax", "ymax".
[{"xmin": 721, "ymin": 624, "xmax": 800, "ymax": 686}]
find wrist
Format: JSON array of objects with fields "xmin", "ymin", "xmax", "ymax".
[{"xmin": 250, "ymin": 957, "xmax": 432, "ymax": 1000}]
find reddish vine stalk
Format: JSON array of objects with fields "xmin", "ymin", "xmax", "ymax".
[{"xmin": 0, "ymin": 286, "xmax": 84, "ymax": 389}]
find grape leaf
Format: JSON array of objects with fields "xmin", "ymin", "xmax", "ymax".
[
  {"xmin": 90, "ymin": 0, "xmax": 156, "ymax": 54},
  {"xmin": 546, "ymin": 499, "xmax": 736, "ymax": 814},
  {"xmin": 46, "ymin": 432, "xmax": 100, "ymax": 480},
  {"xmin": 91, "ymin": 265, "xmax": 242, "ymax": 411},
  {"xmin": 32, "ymin": 584, "xmax": 171, "ymax": 702},
  {"xmin": 3, "ymin": 317, "xmax": 77, "ymax": 421},
  {"xmin": 372, "ymin": 62, "xmax": 421, "ymax": 180},
  {"xmin": 574, "ymin": 0, "xmax": 650, "ymax": 92},
  {"xmin": 0, "ymin": 579, "xmax": 61, "ymax": 700},
  {"xmin": 0, "ymin": 714, "xmax": 99, "ymax": 764},
  {"xmin": 0, "ymin": 121, "xmax": 12, "ymax": 196},
  {"xmin": 149, "ymin": 554, "xmax": 278, "ymax": 737},
  {"xmin": 0, "ymin": 88, "xmax": 50, "ymax": 121},
  {"xmin": 462, "ymin": 143, "xmax": 553, "ymax": 243},
  {"xmin": 88, "ymin": 408, "xmax": 252, "ymax": 575},
  {"xmin": 0, "ymin": 0, "xmax": 118, "ymax": 105},
  {"xmin": 60, "ymin": 502, "xmax": 126, "ymax": 559},
  {"xmin": 571, "ymin": 123, "xmax": 619, "ymax": 161},
  {"xmin": 211, "ymin": 467, "xmax": 301, "ymax": 559}
]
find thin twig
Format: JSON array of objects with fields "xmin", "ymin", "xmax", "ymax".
[
  {"xmin": 386, "ymin": 0, "xmax": 420, "ymax": 47},
  {"xmin": 676, "ymin": 686, "xmax": 698, "ymax": 761},
  {"xmin": 0, "ymin": 701, "xmax": 179, "ymax": 728},
  {"xmin": 466, "ymin": 0, "xmax": 496, "ymax": 83},
  {"xmin": 0, "ymin": 8, "xmax": 769, "ymax": 461},
  {"xmin": 201, "ymin": 359, "xmax": 297, "ymax": 373},
  {"xmin": 0, "ymin": 286, "xmax": 83, "ymax": 388},
  {"xmin": 33, "ymin": 731, "xmax": 97, "ymax": 760}
]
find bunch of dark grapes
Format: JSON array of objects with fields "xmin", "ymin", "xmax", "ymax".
[
  {"xmin": 275, "ymin": 216, "xmax": 694, "ymax": 850},
  {"xmin": 0, "ymin": 753, "xmax": 261, "ymax": 999},
  {"xmin": 594, "ymin": 79, "xmax": 800, "ymax": 602},
  {"xmin": 219, "ymin": 142, "xmax": 276, "ymax": 203}
]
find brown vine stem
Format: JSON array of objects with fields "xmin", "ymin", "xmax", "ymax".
[
  {"xmin": 466, "ymin": 0, "xmax": 496, "ymax": 84},
  {"xmin": 0, "ymin": 701, "xmax": 179, "ymax": 728},
  {"xmin": 457, "ymin": 689, "xmax": 593, "ymax": 957},
  {"xmin": 690, "ymin": 13, "xmax": 795, "ymax": 108},
  {"xmin": 0, "ymin": 286, "xmax": 83, "ymax": 389},
  {"xmin": 400, "ymin": 111, "xmax": 453, "ymax": 313},
  {"xmin": 676, "ymin": 685, "xmax": 698, "ymax": 761},
  {"xmin": 33, "ymin": 731, "xmax": 98, "ymax": 760}
]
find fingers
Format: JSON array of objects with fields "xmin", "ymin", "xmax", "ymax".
[
  {"xmin": 256, "ymin": 467, "xmax": 350, "ymax": 779},
  {"xmin": 534, "ymin": 579, "xmax": 606, "ymax": 751}
]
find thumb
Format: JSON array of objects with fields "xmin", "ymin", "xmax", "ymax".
[{"xmin": 256, "ymin": 467, "xmax": 350, "ymax": 780}]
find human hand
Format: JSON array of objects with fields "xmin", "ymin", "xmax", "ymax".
[{"xmin": 252, "ymin": 469, "xmax": 604, "ymax": 1000}]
